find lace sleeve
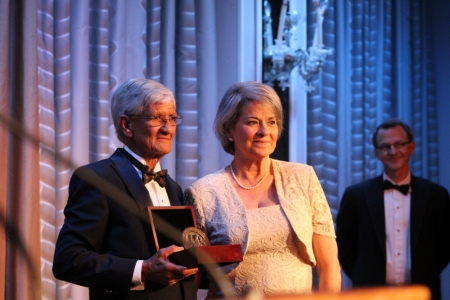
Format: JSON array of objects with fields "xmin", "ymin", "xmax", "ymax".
[
  {"xmin": 184, "ymin": 188, "xmax": 206, "ymax": 232},
  {"xmin": 308, "ymin": 167, "xmax": 336, "ymax": 238}
]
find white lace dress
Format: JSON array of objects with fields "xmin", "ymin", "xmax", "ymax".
[
  {"xmin": 184, "ymin": 159, "xmax": 335, "ymax": 298},
  {"xmin": 230, "ymin": 205, "xmax": 312, "ymax": 297}
]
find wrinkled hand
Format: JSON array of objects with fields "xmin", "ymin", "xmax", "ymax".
[{"xmin": 141, "ymin": 245, "xmax": 198, "ymax": 286}]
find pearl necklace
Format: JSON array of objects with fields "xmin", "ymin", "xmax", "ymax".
[{"xmin": 229, "ymin": 160, "xmax": 271, "ymax": 190}]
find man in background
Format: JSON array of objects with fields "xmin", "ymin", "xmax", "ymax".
[
  {"xmin": 53, "ymin": 78, "xmax": 197, "ymax": 299},
  {"xmin": 336, "ymin": 118, "xmax": 450, "ymax": 300}
]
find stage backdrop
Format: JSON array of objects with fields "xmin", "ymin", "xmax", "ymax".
[{"xmin": 0, "ymin": 0, "xmax": 449, "ymax": 299}]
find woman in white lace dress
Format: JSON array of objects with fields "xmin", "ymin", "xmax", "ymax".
[{"xmin": 184, "ymin": 81, "xmax": 341, "ymax": 298}]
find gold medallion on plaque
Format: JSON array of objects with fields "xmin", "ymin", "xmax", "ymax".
[{"xmin": 182, "ymin": 227, "xmax": 210, "ymax": 249}]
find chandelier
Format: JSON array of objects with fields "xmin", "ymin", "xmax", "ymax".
[{"xmin": 263, "ymin": 0, "xmax": 332, "ymax": 91}]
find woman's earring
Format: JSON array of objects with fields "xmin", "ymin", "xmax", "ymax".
[{"xmin": 229, "ymin": 137, "xmax": 233, "ymax": 142}]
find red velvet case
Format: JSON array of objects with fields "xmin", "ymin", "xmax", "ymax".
[{"xmin": 147, "ymin": 206, "xmax": 243, "ymax": 268}]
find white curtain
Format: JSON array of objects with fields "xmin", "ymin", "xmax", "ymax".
[
  {"xmin": 301, "ymin": 0, "xmax": 445, "ymax": 292},
  {"xmin": 1, "ymin": 0, "xmax": 221, "ymax": 299},
  {"xmin": 304, "ymin": 0, "xmax": 439, "ymax": 218}
]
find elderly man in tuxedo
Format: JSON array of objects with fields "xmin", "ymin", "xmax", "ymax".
[
  {"xmin": 53, "ymin": 78, "xmax": 198, "ymax": 299},
  {"xmin": 336, "ymin": 118, "xmax": 450, "ymax": 300}
]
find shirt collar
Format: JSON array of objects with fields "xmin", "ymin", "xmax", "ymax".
[
  {"xmin": 383, "ymin": 172, "xmax": 411, "ymax": 185},
  {"xmin": 124, "ymin": 146, "xmax": 161, "ymax": 172}
]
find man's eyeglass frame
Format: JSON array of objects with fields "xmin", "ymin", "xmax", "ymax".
[
  {"xmin": 376, "ymin": 141, "xmax": 412, "ymax": 152},
  {"xmin": 127, "ymin": 115, "xmax": 183, "ymax": 127}
]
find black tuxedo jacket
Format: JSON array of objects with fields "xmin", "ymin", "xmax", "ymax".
[
  {"xmin": 53, "ymin": 149, "xmax": 196, "ymax": 300},
  {"xmin": 336, "ymin": 174, "xmax": 450, "ymax": 300}
]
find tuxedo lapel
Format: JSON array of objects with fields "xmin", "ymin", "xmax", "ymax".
[
  {"xmin": 165, "ymin": 175, "xmax": 182, "ymax": 206},
  {"xmin": 366, "ymin": 175, "xmax": 386, "ymax": 257},
  {"xmin": 110, "ymin": 149, "xmax": 154, "ymax": 208},
  {"xmin": 409, "ymin": 176, "xmax": 428, "ymax": 254},
  {"xmin": 110, "ymin": 149, "xmax": 182, "ymax": 208}
]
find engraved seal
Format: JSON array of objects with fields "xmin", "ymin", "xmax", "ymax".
[{"xmin": 182, "ymin": 227, "xmax": 210, "ymax": 249}]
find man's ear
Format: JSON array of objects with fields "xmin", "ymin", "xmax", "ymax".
[
  {"xmin": 409, "ymin": 141, "xmax": 416, "ymax": 156},
  {"xmin": 120, "ymin": 115, "xmax": 133, "ymax": 138}
]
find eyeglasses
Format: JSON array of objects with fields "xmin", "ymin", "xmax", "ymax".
[
  {"xmin": 127, "ymin": 115, "xmax": 183, "ymax": 127},
  {"xmin": 376, "ymin": 141, "xmax": 411, "ymax": 152}
]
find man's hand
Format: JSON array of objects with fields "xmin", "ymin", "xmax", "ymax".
[{"xmin": 141, "ymin": 245, "xmax": 198, "ymax": 286}]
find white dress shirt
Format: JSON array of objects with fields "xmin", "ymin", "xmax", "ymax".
[
  {"xmin": 124, "ymin": 146, "xmax": 170, "ymax": 289},
  {"xmin": 383, "ymin": 173, "xmax": 411, "ymax": 285}
]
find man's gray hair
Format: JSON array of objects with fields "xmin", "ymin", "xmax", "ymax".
[{"xmin": 111, "ymin": 78, "xmax": 175, "ymax": 143}]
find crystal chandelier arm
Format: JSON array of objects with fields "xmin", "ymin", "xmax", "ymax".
[
  {"xmin": 262, "ymin": 0, "xmax": 333, "ymax": 92},
  {"xmin": 276, "ymin": 0, "xmax": 289, "ymax": 42}
]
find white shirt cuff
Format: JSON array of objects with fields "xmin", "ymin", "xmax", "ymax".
[{"xmin": 131, "ymin": 260, "xmax": 144, "ymax": 288}]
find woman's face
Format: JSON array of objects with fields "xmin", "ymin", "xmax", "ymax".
[{"xmin": 229, "ymin": 101, "xmax": 279, "ymax": 160}]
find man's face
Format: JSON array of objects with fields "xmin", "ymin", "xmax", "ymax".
[
  {"xmin": 125, "ymin": 102, "xmax": 177, "ymax": 160},
  {"xmin": 374, "ymin": 125, "xmax": 415, "ymax": 177}
]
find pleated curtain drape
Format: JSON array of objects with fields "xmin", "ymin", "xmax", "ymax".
[
  {"xmin": 305, "ymin": 0, "xmax": 439, "ymax": 221},
  {"xmin": 1, "ymin": 1, "xmax": 42, "ymax": 299},
  {"xmin": 0, "ymin": 0, "xmax": 219, "ymax": 299},
  {"xmin": 301, "ymin": 0, "xmax": 444, "ymax": 290}
]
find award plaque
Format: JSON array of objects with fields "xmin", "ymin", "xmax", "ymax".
[{"xmin": 147, "ymin": 206, "xmax": 243, "ymax": 268}]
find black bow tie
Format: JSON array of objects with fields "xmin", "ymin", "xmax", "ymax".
[
  {"xmin": 142, "ymin": 168, "xmax": 167, "ymax": 187},
  {"xmin": 383, "ymin": 180, "xmax": 409, "ymax": 195},
  {"xmin": 120, "ymin": 148, "xmax": 167, "ymax": 187}
]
